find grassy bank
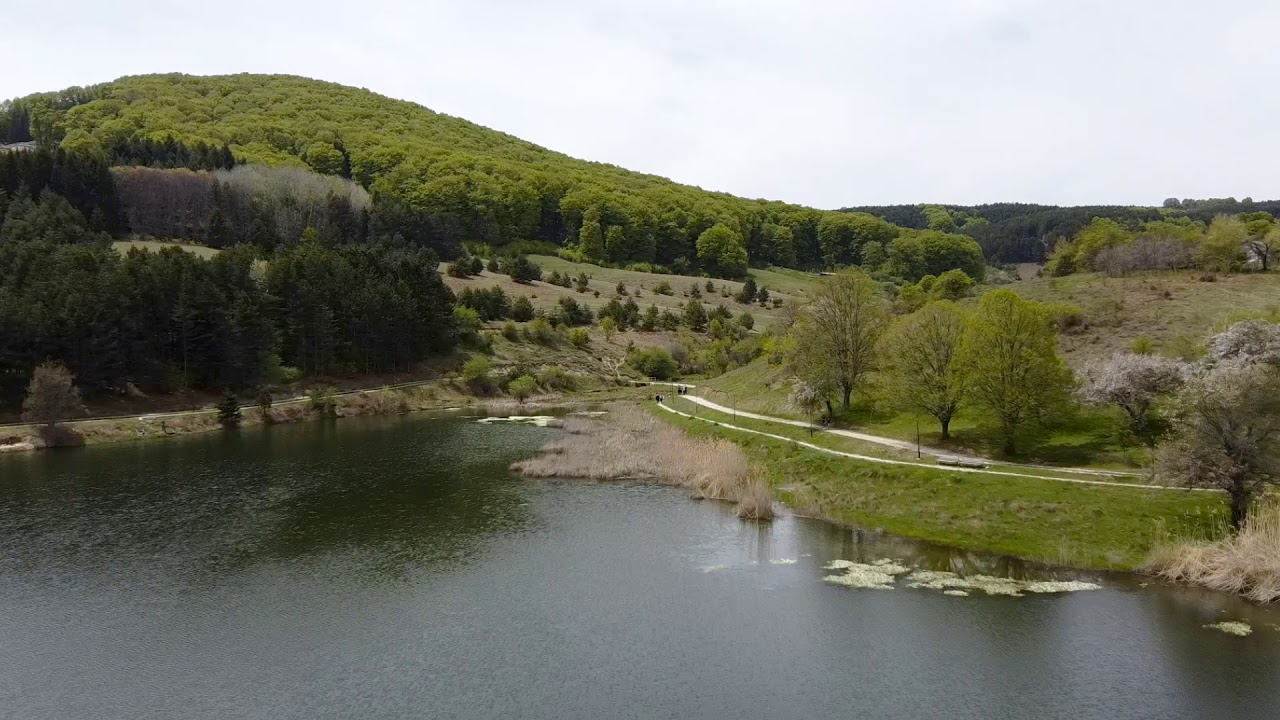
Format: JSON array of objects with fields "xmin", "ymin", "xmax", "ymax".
[
  {"xmin": 3, "ymin": 379, "xmax": 649, "ymax": 453},
  {"xmin": 651, "ymin": 404, "xmax": 1223, "ymax": 570},
  {"xmin": 1149, "ymin": 503, "xmax": 1280, "ymax": 603},
  {"xmin": 702, "ymin": 357, "xmax": 1145, "ymax": 469}
]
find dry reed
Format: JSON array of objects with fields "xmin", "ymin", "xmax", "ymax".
[
  {"xmin": 1147, "ymin": 502, "xmax": 1280, "ymax": 603},
  {"xmin": 512, "ymin": 406, "xmax": 773, "ymax": 520}
]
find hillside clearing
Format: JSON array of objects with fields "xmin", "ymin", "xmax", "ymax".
[
  {"xmin": 1006, "ymin": 270, "xmax": 1280, "ymax": 364},
  {"xmin": 112, "ymin": 238, "xmax": 222, "ymax": 258}
]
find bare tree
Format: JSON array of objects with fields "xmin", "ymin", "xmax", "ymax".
[
  {"xmin": 1078, "ymin": 353, "xmax": 1189, "ymax": 443},
  {"xmin": 787, "ymin": 270, "xmax": 888, "ymax": 411},
  {"xmin": 1244, "ymin": 227, "xmax": 1280, "ymax": 272},
  {"xmin": 21, "ymin": 361, "xmax": 86, "ymax": 429},
  {"xmin": 1157, "ymin": 361, "xmax": 1280, "ymax": 529}
]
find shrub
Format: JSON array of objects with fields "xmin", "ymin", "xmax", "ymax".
[
  {"xmin": 640, "ymin": 304, "xmax": 660, "ymax": 331},
  {"xmin": 255, "ymin": 387, "xmax": 274, "ymax": 421},
  {"xmin": 511, "ymin": 296, "xmax": 535, "ymax": 321},
  {"xmin": 569, "ymin": 327, "xmax": 591, "ymax": 348},
  {"xmin": 468, "ymin": 256, "xmax": 485, "ymax": 275},
  {"xmin": 458, "ymin": 286, "xmax": 511, "ymax": 320},
  {"xmin": 501, "ymin": 321, "xmax": 520, "ymax": 341},
  {"xmin": 551, "ymin": 296, "xmax": 593, "ymax": 326},
  {"xmin": 486, "ymin": 257, "xmax": 500, "ymax": 273},
  {"xmin": 508, "ymin": 374, "xmax": 538, "ymax": 403},
  {"xmin": 528, "ymin": 316, "xmax": 557, "ymax": 344},
  {"xmin": 308, "ymin": 386, "xmax": 338, "ymax": 416},
  {"xmin": 616, "ymin": 281, "xmax": 628, "ymax": 296},
  {"xmin": 737, "ymin": 311, "xmax": 755, "ymax": 331},
  {"xmin": 575, "ymin": 272, "xmax": 591, "ymax": 293},
  {"xmin": 629, "ymin": 346, "xmax": 679, "ymax": 380},
  {"xmin": 446, "ymin": 261, "xmax": 473, "ymax": 278},
  {"xmin": 453, "ymin": 306, "xmax": 483, "ymax": 339},
  {"xmin": 736, "ymin": 276, "xmax": 758, "ymax": 304},
  {"xmin": 1131, "ymin": 335, "xmax": 1156, "ymax": 355},
  {"xmin": 461, "ymin": 356, "xmax": 496, "ymax": 394},
  {"xmin": 689, "ymin": 283, "xmax": 702, "ymax": 299},
  {"xmin": 931, "ymin": 269, "xmax": 974, "ymax": 300},
  {"xmin": 683, "ymin": 300, "xmax": 708, "ymax": 331},
  {"xmin": 216, "ymin": 390, "xmax": 242, "ymax": 428},
  {"xmin": 653, "ymin": 281, "xmax": 674, "ymax": 296},
  {"xmin": 537, "ymin": 365, "xmax": 577, "ymax": 391},
  {"xmin": 506, "ymin": 255, "xmax": 542, "ymax": 283},
  {"xmin": 20, "ymin": 360, "xmax": 85, "ymax": 429}
]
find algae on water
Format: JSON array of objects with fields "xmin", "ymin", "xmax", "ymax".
[
  {"xmin": 823, "ymin": 561, "xmax": 1102, "ymax": 598},
  {"xmin": 1205, "ymin": 621, "xmax": 1252, "ymax": 637}
]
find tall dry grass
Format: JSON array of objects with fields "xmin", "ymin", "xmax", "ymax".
[
  {"xmin": 1148, "ymin": 502, "xmax": 1280, "ymax": 603},
  {"xmin": 512, "ymin": 406, "xmax": 773, "ymax": 520}
]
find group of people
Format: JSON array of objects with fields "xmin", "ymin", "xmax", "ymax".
[{"xmin": 654, "ymin": 385, "xmax": 691, "ymax": 403}]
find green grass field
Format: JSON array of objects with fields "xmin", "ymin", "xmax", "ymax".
[
  {"xmin": 654, "ymin": 405, "xmax": 1224, "ymax": 570},
  {"xmin": 701, "ymin": 357, "xmax": 1146, "ymax": 469}
]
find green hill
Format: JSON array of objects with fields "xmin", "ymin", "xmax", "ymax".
[{"xmin": 2, "ymin": 73, "xmax": 915, "ymax": 275}]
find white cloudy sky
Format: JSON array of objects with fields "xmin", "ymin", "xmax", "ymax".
[{"xmin": 5, "ymin": 0, "xmax": 1278, "ymax": 208}]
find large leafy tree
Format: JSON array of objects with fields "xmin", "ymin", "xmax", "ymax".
[
  {"xmin": 788, "ymin": 270, "xmax": 888, "ymax": 411},
  {"xmin": 882, "ymin": 301, "xmax": 968, "ymax": 439},
  {"xmin": 956, "ymin": 289, "xmax": 1074, "ymax": 455},
  {"xmin": 695, "ymin": 223, "xmax": 748, "ymax": 278}
]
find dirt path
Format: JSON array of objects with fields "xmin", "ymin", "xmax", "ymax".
[
  {"xmin": 675, "ymin": 393, "xmax": 1140, "ymax": 479},
  {"xmin": 655, "ymin": 402, "xmax": 1207, "ymax": 492}
]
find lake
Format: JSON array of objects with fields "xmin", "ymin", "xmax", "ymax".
[{"xmin": 1, "ymin": 414, "xmax": 1278, "ymax": 719}]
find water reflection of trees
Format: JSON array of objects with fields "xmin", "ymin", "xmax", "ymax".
[{"xmin": 0, "ymin": 418, "xmax": 550, "ymax": 586}]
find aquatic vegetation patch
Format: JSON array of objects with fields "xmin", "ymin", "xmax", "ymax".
[
  {"xmin": 477, "ymin": 415, "xmax": 557, "ymax": 427},
  {"xmin": 822, "ymin": 559, "xmax": 913, "ymax": 589},
  {"xmin": 1204, "ymin": 621, "xmax": 1252, "ymax": 637},
  {"xmin": 825, "ymin": 564, "xmax": 1102, "ymax": 597}
]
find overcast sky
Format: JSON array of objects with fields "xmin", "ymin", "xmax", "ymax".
[{"xmin": 5, "ymin": 0, "xmax": 1277, "ymax": 209}]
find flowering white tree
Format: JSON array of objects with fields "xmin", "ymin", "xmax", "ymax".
[
  {"xmin": 1207, "ymin": 319, "xmax": 1280, "ymax": 365},
  {"xmin": 788, "ymin": 379, "xmax": 830, "ymax": 434},
  {"xmin": 1078, "ymin": 353, "xmax": 1189, "ymax": 443},
  {"xmin": 1157, "ymin": 361, "xmax": 1280, "ymax": 529}
]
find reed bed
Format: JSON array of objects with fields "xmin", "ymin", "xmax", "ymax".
[
  {"xmin": 512, "ymin": 406, "xmax": 773, "ymax": 520},
  {"xmin": 1148, "ymin": 502, "xmax": 1280, "ymax": 603}
]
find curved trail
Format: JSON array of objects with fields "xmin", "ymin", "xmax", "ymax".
[
  {"xmin": 678, "ymin": 393, "xmax": 1138, "ymax": 478},
  {"xmin": 655, "ymin": 399, "xmax": 1206, "ymax": 493}
]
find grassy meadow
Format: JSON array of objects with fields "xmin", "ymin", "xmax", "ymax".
[
  {"xmin": 1004, "ymin": 269, "xmax": 1280, "ymax": 365},
  {"xmin": 654, "ymin": 405, "xmax": 1223, "ymax": 570}
]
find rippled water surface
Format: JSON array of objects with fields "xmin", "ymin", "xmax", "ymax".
[{"xmin": 1, "ymin": 415, "xmax": 1278, "ymax": 719}]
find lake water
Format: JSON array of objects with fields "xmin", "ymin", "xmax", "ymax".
[{"xmin": 1, "ymin": 414, "xmax": 1278, "ymax": 719}]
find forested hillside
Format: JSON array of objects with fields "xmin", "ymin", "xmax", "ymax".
[
  {"xmin": 0, "ymin": 73, "xmax": 974, "ymax": 279},
  {"xmin": 845, "ymin": 199, "xmax": 1280, "ymax": 263}
]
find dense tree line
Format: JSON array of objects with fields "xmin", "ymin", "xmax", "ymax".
[
  {"xmin": 0, "ymin": 146, "xmax": 121, "ymax": 233},
  {"xmin": 1044, "ymin": 212, "xmax": 1280, "ymax": 277},
  {"xmin": 114, "ymin": 164, "xmax": 372, "ymax": 250},
  {"xmin": 0, "ymin": 188, "xmax": 457, "ymax": 407},
  {"xmin": 844, "ymin": 200, "xmax": 1280, "ymax": 265},
  {"xmin": 2, "ymin": 74, "xmax": 986, "ymax": 279}
]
